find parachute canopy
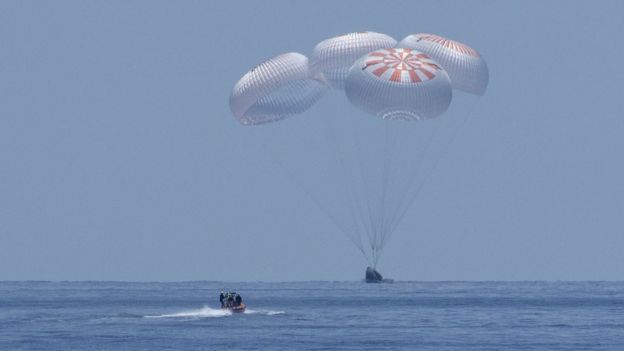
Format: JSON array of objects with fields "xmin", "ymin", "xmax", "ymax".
[
  {"xmin": 311, "ymin": 32, "xmax": 397, "ymax": 89},
  {"xmin": 229, "ymin": 52, "xmax": 327, "ymax": 126},
  {"xmin": 229, "ymin": 31, "xmax": 488, "ymax": 269},
  {"xmin": 398, "ymin": 33, "xmax": 488, "ymax": 95},
  {"xmin": 345, "ymin": 48, "xmax": 452, "ymax": 120}
]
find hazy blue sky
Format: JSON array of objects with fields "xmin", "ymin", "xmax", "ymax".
[{"xmin": 1, "ymin": 0, "xmax": 623, "ymax": 281}]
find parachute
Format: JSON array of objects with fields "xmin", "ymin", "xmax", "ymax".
[
  {"xmin": 345, "ymin": 48, "xmax": 452, "ymax": 120},
  {"xmin": 397, "ymin": 33, "xmax": 489, "ymax": 96},
  {"xmin": 311, "ymin": 31, "xmax": 397, "ymax": 89},
  {"xmin": 229, "ymin": 52, "xmax": 328, "ymax": 125},
  {"xmin": 229, "ymin": 32, "xmax": 488, "ymax": 271}
]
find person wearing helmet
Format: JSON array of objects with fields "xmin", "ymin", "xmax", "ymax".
[
  {"xmin": 226, "ymin": 292, "xmax": 234, "ymax": 307},
  {"xmin": 235, "ymin": 293, "xmax": 242, "ymax": 306}
]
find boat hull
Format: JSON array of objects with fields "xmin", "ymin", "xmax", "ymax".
[{"xmin": 223, "ymin": 303, "xmax": 246, "ymax": 313}]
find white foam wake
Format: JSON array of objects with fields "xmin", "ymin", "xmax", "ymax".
[
  {"xmin": 144, "ymin": 307, "xmax": 285, "ymax": 319},
  {"xmin": 244, "ymin": 309, "xmax": 285, "ymax": 316},
  {"xmin": 145, "ymin": 306, "xmax": 231, "ymax": 319}
]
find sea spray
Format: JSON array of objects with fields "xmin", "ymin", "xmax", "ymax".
[
  {"xmin": 145, "ymin": 306, "xmax": 285, "ymax": 319},
  {"xmin": 145, "ymin": 306, "xmax": 231, "ymax": 319}
]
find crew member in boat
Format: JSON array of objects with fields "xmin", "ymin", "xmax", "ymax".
[{"xmin": 220, "ymin": 291, "xmax": 244, "ymax": 308}]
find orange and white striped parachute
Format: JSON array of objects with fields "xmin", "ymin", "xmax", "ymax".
[
  {"xmin": 345, "ymin": 48, "xmax": 452, "ymax": 120},
  {"xmin": 398, "ymin": 33, "xmax": 488, "ymax": 95}
]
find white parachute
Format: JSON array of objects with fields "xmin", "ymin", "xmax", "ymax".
[
  {"xmin": 398, "ymin": 33, "xmax": 489, "ymax": 95},
  {"xmin": 229, "ymin": 52, "xmax": 328, "ymax": 126},
  {"xmin": 229, "ymin": 32, "xmax": 488, "ymax": 270},
  {"xmin": 311, "ymin": 32, "xmax": 397, "ymax": 89}
]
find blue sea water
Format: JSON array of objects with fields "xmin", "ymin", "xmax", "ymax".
[{"xmin": 1, "ymin": 281, "xmax": 623, "ymax": 350}]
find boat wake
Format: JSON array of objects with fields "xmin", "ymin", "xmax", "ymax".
[
  {"xmin": 244, "ymin": 309, "xmax": 285, "ymax": 316},
  {"xmin": 145, "ymin": 306, "xmax": 231, "ymax": 319},
  {"xmin": 145, "ymin": 306, "xmax": 285, "ymax": 319}
]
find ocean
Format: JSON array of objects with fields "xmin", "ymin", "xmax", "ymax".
[{"xmin": 1, "ymin": 281, "xmax": 623, "ymax": 350}]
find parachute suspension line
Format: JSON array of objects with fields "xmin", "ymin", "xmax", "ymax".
[
  {"xmin": 372, "ymin": 248, "xmax": 377, "ymax": 269},
  {"xmin": 372, "ymin": 120, "xmax": 389, "ymax": 258},
  {"xmin": 370, "ymin": 242, "xmax": 378, "ymax": 269},
  {"xmin": 382, "ymin": 101, "xmax": 481, "ymax": 249},
  {"xmin": 323, "ymin": 112, "xmax": 368, "ymax": 259},
  {"xmin": 260, "ymin": 141, "xmax": 368, "ymax": 263},
  {"xmin": 348, "ymin": 112, "xmax": 378, "ymax": 258},
  {"xmin": 374, "ymin": 121, "xmax": 391, "ymax": 254},
  {"xmin": 378, "ymin": 119, "xmax": 442, "ymax": 248},
  {"xmin": 332, "ymin": 112, "xmax": 374, "ymax": 261},
  {"xmin": 381, "ymin": 120, "xmax": 446, "ymax": 251},
  {"xmin": 378, "ymin": 119, "xmax": 399, "ymax": 254}
]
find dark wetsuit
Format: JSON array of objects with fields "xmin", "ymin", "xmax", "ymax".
[
  {"xmin": 235, "ymin": 294, "xmax": 242, "ymax": 306},
  {"xmin": 219, "ymin": 293, "xmax": 225, "ymax": 307}
]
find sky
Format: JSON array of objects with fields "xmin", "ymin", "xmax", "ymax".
[{"xmin": 1, "ymin": 0, "xmax": 623, "ymax": 281}]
